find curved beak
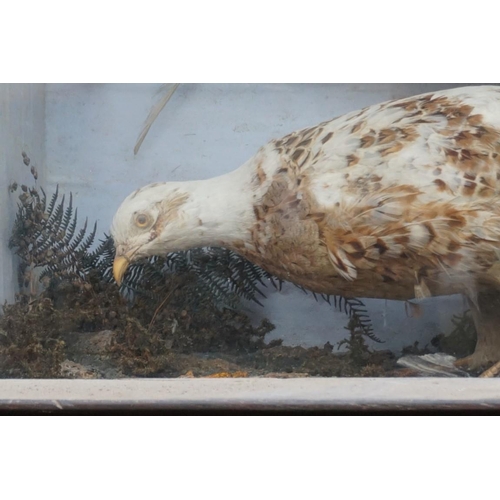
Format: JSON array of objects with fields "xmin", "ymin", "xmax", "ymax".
[{"xmin": 113, "ymin": 256, "xmax": 130, "ymax": 286}]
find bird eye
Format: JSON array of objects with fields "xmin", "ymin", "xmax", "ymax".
[{"xmin": 135, "ymin": 213, "xmax": 150, "ymax": 228}]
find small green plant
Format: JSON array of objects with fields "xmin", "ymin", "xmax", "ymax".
[
  {"xmin": 431, "ymin": 310, "xmax": 477, "ymax": 358},
  {"xmin": 338, "ymin": 316, "xmax": 373, "ymax": 365}
]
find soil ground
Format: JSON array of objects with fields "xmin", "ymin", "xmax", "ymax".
[{"xmin": 0, "ymin": 277, "xmax": 477, "ymax": 379}]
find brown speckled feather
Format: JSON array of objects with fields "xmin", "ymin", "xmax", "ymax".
[{"xmin": 231, "ymin": 86, "xmax": 500, "ymax": 304}]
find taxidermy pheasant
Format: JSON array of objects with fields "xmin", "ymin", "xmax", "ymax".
[{"xmin": 111, "ymin": 85, "xmax": 500, "ymax": 372}]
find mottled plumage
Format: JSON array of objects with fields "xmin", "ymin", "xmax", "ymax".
[{"xmin": 112, "ymin": 85, "xmax": 500, "ymax": 369}]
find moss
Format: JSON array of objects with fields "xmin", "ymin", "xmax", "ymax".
[
  {"xmin": 0, "ymin": 297, "xmax": 65, "ymax": 378},
  {"xmin": 0, "ymin": 274, "xmax": 399, "ymax": 378},
  {"xmin": 0, "ymin": 273, "xmax": 278, "ymax": 378}
]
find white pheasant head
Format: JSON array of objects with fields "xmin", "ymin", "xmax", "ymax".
[{"xmin": 110, "ymin": 169, "xmax": 258, "ymax": 284}]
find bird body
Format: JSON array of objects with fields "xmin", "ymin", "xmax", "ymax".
[{"xmin": 112, "ymin": 85, "xmax": 500, "ymax": 369}]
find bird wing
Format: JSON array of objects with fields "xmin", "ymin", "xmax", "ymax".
[{"xmin": 246, "ymin": 86, "xmax": 500, "ymax": 299}]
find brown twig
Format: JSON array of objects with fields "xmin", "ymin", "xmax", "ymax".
[{"xmin": 148, "ymin": 285, "xmax": 178, "ymax": 331}]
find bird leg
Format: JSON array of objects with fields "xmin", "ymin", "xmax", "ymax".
[
  {"xmin": 455, "ymin": 291, "xmax": 500, "ymax": 374},
  {"xmin": 478, "ymin": 361, "xmax": 500, "ymax": 378}
]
